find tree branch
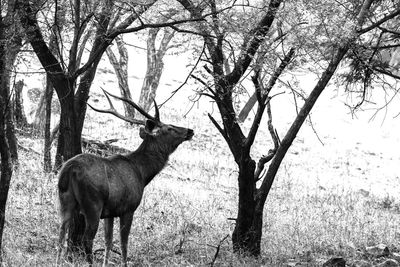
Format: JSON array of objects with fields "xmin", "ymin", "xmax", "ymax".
[
  {"xmin": 109, "ymin": 16, "xmax": 206, "ymax": 37},
  {"xmin": 191, "ymin": 74, "xmax": 217, "ymax": 98},
  {"xmin": 254, "ymin": 100, "xmax": 280, "ymax": 181},
  {"xmin": 225, "ymin": 0, "xmax": 283, "ymax": 85},
  {"xmin": 238, "ymin": 47, "xmax": 295, "ymax": 122},
  {"xmin": 358, "ymin": 7, "xmax": 400, "ymax": 34},
  {"xmin": 208, "ymin": 113, "xmax": 228, "ymax": 142},
  {"xmin": 243, "ymin": 48, "xmax": 295, "ymax": 148},
  {"xmin": 19, "ymin": 0, "xmax": 65, "ymax": 76}
]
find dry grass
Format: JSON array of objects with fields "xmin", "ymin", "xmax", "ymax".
[{"xmin": 2, "ymin": 107, "xmax": 400, "ymax": 266}]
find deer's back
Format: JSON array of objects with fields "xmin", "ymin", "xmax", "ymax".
[{"xmin": 58, "ymin": 153, "xmax": 145, "ymax": 218}]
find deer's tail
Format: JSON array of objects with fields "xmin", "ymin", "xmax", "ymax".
[
  {"xmin": 57, "ymin": 160, "xmax": 79, "ymax": 193},
  {"xmin": 58, "ymin": 168, "xmax": 71, "ymax": 193}
]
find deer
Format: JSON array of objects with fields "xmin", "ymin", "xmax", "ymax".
[{"xmin": 56, "ymin": 89, "xmax": 194, "ymax": 266}]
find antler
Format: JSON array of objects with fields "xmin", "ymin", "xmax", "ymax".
[
  {"xmin": 87, "ymin": 88, "xmax": 161, "ymax": 125},
  {"xmin": 88, "ymin": 89, "xmax": 145, "ymax": 125},
  {"xmin": 102, "ymin": 89, "xmax": 160, "ymax": 122},
  {"xmin": 153, "ymin": 99, "xmax": 160, "ymax": 121}
]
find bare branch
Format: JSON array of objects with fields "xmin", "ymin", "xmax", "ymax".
[
  {"xmin": 160, "ymin": 43, "xmax": 206, "ymax": 107},
  {"xmin": 225, "ymin": 0, "xmax": 284, "ymax": 85},
  {"xmin": 358, "ymin": 7, "xmax": 400, "ymax": 34},
  {"xmin": 191, "ymin": 74, "xmax": 217, "ymax": 98},
  {"xmin": 238, "ymin": 47, "xmax": 295, "ymax": 122},
  {"xmin": 109, "ymin": 17, "xmax": 205, "ymax": 37},
  {"xmin": 208, "ymin": 234, "xmax": 230, "ymax": 267},
  {"xmin": 208, "ymin": 113, "xmax": 228, "ymax": 142},
  {"xmin": 243, "ymin": 48, "xmax": 295, "ymax": 149},
  {"xmin": 266, "ymin": 101, "xmax": 280, "ymax": 150},
  {"xmin": 254, "ymin": 100, "xmax": 279, "ymax": 181}
]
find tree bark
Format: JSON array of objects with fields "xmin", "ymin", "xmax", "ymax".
[
  {"xmin": 43, "ymin": 75, "xmax": 54, "ymax": 172},
  {"xmin": 0, "ymin": 114, "xmax": 12, "ymax": 264},
  {"xmin": 0, "ymin": 11, "xmax": 14, "ymax": 263},
  {"xmin": 231, "ymin": 158, "xmax": 260, "ymax": 255},
  {"xmin": 32, "ymin": 89, "xmax": 46, "ymax": 132},
  {"xmin": 13, "ymin": 80, "xmax": 27, "ymax": 127}
]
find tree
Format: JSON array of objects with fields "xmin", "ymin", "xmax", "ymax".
[
  {"xmin": 178, "ymin": 0, "xmax": 400, "ymax": 256},
  {"xmin": 3, "ymin": 0, "xmax": 22, "ymax": 164},
  {"xmin": 12, "ymin": 80, "xmax": 27, "ymax": 127},
  {"xmin": 0, "ymin": 0, "xmax": 17, "ymax": 262}
]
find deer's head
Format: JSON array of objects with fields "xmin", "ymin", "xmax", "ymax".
[{"xmin": 88, "ymin": 89, "xmax": 194, "ymax": 149}]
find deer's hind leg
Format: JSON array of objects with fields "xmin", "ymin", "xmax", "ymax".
[
  {"xmin": 119, "ymin": 212, "xmax": 134, "ymax": 267},
  {"xmin": 80, "ymin": 198, "xmax": 103, "ymax": 265},
  {"xmin": 103, "ymin": 217, "xmax": 114, "ymax": 266},
  {"xmin": 56, "ymin": 191, "xmax": 77, "ymax": 265}
]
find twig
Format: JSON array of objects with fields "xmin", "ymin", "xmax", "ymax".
[
  {"xmin": 159, "ymin": 43, "xmax": 205, "ymax": 108},
  {"xmin": 191, "ymin": 74, "xmax": 217, "ymax": 98},
  {"xmin": 209, "ymin": 234, "xmax": 230, "ymax": 267},
  {"xmin": 18, "ymin": 143, "xmax": 41, "ymax": 155}
]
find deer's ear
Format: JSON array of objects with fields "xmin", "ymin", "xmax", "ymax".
[
  {"xmin": 145, "ymin": 120, "xmax": 157, "ymax": 131},
  {"xmin": 139, "ymin": 120, "xmax": 160, "ymax": 139}
]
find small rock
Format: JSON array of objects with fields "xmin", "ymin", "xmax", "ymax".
[
  {"xmin": 351, "ymin": 260, "xmax": 372, "ymax": 267},
  {"xmin": 322, "ymin": 257, "xmax": 346, "ymax": 267},
  {"xmin": 366, "ymin": 244, "xmax": 390, "ymax": 257},
  {"xmin": 377, "ymin": 259, "xmax": 399, "ymax": 267},
  {"xmin": 358, "ymin": 189, "xmax": 370, "ymax": 197}
]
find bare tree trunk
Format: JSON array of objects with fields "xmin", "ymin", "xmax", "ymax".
[
  {"xmin": 32, "ymin": 91, "xmax": 46, "ymax": 133},
  {"xmin": 43, "ymin": 75, "xmax": 54, "ymax": 172},
  {"xmin": 5, "ymin": 91, "xmax": 18, "ymax": 164},
  {"xmin": 0, "ymin": 113, "xmax": 12, "ymax": 264},
  {"xmin": 13, "ymin": 80, "xmax": 27, "ymax": 127},
  {"xmin": 106, "ymin": 36, "xmax": 136, "ymax": 117},
  {"xmin": 4, "ymin": 45, "xmax": 19, "ymax": 164},
  {"xmin": 138, "ymin": 28, "xmax": 174, "ymax": 113},
  {"xmin": 231, "ymin": 158, "xmax": 260, "ymax": 255},
  {"xmin": 0, "ymin": 11, "xmax": 14, "ymax": 263}
]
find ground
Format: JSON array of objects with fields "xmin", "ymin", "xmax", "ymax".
[{"xmin": 2, "ymin": 96, "xmax": 400, "ymax": 266}]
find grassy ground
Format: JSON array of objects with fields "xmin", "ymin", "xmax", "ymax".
[{"xmin": 2, "ymin": 105, "xmax": 400, "ymax": 266}]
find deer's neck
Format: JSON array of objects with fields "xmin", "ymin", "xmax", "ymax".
[{"xmin": 127, "ymin": 139, "xmax": 173, "ymax": 186}]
